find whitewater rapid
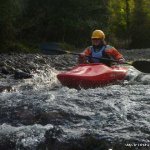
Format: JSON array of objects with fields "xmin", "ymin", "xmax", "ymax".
[{"xmin": 0, "ymin": 54, "xmax": 150, "ymax": 150}]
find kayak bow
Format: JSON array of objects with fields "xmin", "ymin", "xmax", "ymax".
[{"xmin": 57, "ymin": 63, "xmax": 128, "ymax": 89}]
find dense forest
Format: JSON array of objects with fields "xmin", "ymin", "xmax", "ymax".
[{"xmin": 0, "ymin": 0, "xmax": 150, "ymax": 52}]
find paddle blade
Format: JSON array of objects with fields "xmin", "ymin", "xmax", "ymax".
[
  {"xmin": 132, "ymin": 60, "xmax": 150, "ymax": 73},
  {"xmin": 40, "ymin": 42, "xmax": 67, "ymax": 55}
]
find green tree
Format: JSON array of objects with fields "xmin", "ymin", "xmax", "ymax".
[
  {"xmin": 130, "ymin": 0, "xmax": 150, "ymax": 48},
  {"xmin": 21, "ymin": 0, "xmax": 109, "ymax": 47},
  {"xmin": 1, "ymin": 0, "xmax": 150, "ymax": 52},
  {"xmin": 107, "ymin": 0, "xmax": 134, "ymax": 48},
  {"xmin": 0, "ymin": 0, "xmax": 23, "ymax": 50}
]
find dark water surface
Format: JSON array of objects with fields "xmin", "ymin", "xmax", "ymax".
[{"xmin": 0, "ymin": 53, "xmax": 150, "ymax": 150}]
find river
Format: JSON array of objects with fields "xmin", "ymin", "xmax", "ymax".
[{"xmin": 0, "ymin": 52, "xmax": 150, "ymax": 150}]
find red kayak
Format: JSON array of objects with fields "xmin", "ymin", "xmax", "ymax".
[{"xmin": 57, "ymin": 63, "xmax": 128, "ymax": 89}]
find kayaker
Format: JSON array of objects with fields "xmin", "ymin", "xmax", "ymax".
[{"xmin": 79, "ymin": 29, "xmax": 125, "ymax": 66}]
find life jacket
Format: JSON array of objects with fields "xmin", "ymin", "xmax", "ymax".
[{"xmin": 88, "ymin": 45, "xmax": 112, "ymax": 66}]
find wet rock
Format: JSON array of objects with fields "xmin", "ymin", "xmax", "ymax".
[
  {"xmin": 0, "ymin": 138, "xmax": 16, "ymax": 150},
  {"xmin": 0, "ymin": 73, "xmax": 7, "ymax": 79},
  {"xmin": 0, "ymin": 61, "xmax": 7, "ymax": 67},
  {"xmin": 0, "ymin": 124, "xmax": 54, "ymax": 150},
  {"xmin": 27, "ymin": 63, "xmax": 38, "ymax": 71},
  {"xmin": 0, "ymin": 86, "xmax": 14, "ymax": 92},
  {"xmin": 34, "ymin": 57, "xmax": 47, "ymax": 64},
  {"xmin": 44, "ymin": 127, "xmax": 64, "ymax": 149},
  {"xmin": 1, "ymin": 63, "xmax": 16, "ymax": 75},
  {"xmin": 14, "ymin": 69, "xmax": 33, "ymax": 79},
  {"xmin": 1, "ymin": 66, "xmax": 10, "ymax": 74}
]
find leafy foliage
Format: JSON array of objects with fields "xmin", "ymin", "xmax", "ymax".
[{"xmin": 0, "ymin": 0, "xmax": 150, "ymax": 52}]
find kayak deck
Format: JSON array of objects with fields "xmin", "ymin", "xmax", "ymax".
[{"xmin": 57, "ymin": 63, "xmax": 128, "ymax": 89}]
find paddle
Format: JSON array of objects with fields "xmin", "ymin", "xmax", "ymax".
[{"xmin": 41, "ymin": 45, "xmax": 150, "ymax": 73}]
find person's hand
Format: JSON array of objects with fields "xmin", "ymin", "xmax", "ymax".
[
  {"xmin": 79, "ymin": 53, "xmax": 85, "ymax": 58},
  {"xmin": 78, "ymin": 53, "xmax": 87, "ymax": 64},
  {"xmin": 118, "ymin": 58, "xmax": 125, "ymax": 64}
]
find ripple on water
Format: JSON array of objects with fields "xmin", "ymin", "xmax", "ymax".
[{"xmin": 0, "ymin": 62, "xmax": 150, "ymax": 149}]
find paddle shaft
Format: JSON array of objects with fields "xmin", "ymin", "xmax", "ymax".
[
  {"xmin": 59, "ymin": 49, "xmax": 119, "ymax": 63},
  {"xmin": 58, "ymin": 50, "xmax": 150, "ymax": 73},
  {"xmin": 42, "ymin": 48, "xmax": 150, "ymax": 73}
]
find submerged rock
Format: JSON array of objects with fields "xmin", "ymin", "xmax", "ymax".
[
  {"xmin": 14, "ymin": 69, "xmax": 33, "ymax": 79},
  {"xmin": 1, "ymin": 66, "xmax": 10, "ymax": 75}
]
